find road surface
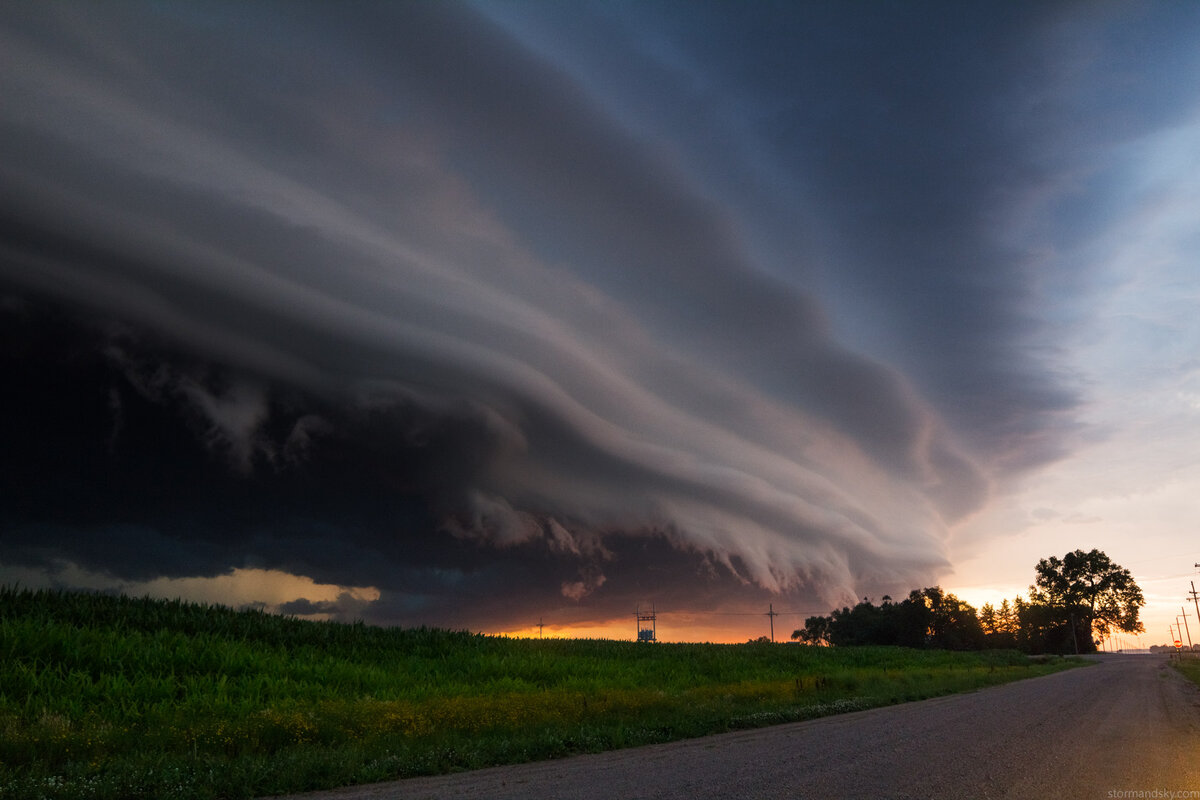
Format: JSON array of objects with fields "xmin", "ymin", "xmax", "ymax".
[{"xmin": 273, "ymin": 655, "xmax": 1200, "ymax": 800}]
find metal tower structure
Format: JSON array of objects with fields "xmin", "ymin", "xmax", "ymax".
[{"xmin": 636, "ymin": 604, "xmax": 657, "ymax": 642}]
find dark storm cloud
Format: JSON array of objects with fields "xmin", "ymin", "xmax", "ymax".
[
  {"xmin": 3, "ymin": 2, "xmax": 1194, "ymax": 629},
  {"xmin": 479, "ymin": 0, "xmax": 1200, "ymax": 469}
]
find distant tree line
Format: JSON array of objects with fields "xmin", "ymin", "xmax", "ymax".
[
  {"xmin": 1148, "ymin": 644, "xmax": 1200, "ymax": 653},
  {"xmin": 792, "ymin": 549, "xmax": 1145, "ymax": 655}
]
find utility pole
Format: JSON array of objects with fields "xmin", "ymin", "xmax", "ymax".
[
  {"xmin": 1189, "ymin": 581, "xmax": 1200, "ymax": 646},
  {"xmin": 1180, "ymin": 609, "xmax": 1192, "ymax": 648},
  {"xmin": 766, "ymin": 603, "xmax": 778, "ymax": 643},
  {"xmin": 537, "ymin": 618, "xmax": 544, "ymax": 638}
]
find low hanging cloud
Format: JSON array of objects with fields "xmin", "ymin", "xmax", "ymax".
[{"xmin": 4, "ymin": 2, "xmax": 1189, "ymax": 631}]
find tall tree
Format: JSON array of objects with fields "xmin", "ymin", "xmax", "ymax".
[
  {"xmin": 997, "ymin": 599, "xmax": 1018, "ymax": 636},
  {"xmin": 979, "ymin": 603, "xmax": 999, "ymax": 635},
  {"xmin": 1030, "ymin": 549, "xmax": 1145, "ymax": 647},
  {"xmin": 979, "ymin": 600, "xmax": 1016, "ymax": 649}
]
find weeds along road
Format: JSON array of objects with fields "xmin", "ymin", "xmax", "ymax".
[{"xmin": 276, "ymin": 655, "xmax": 1200, "ymax": 800}]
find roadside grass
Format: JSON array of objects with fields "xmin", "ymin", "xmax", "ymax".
[
  {"xmin": 1173, "ymin": 654, "xmax": 1200, "ymax": 687},
  {"xmin": 0, "ymin": 587, "xmax": 1082, "ymax": 800}
]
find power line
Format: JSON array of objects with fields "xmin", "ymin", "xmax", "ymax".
[
  {"xmin": 1122, "ymin": 551, "xmax": 1200, "ymax": 567},
  {"xmin": 703, "ymin": 609, "xmax": 828, "ymax": 617}
]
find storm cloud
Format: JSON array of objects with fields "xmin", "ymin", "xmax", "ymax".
[{"xmin": 2, "ymin": 2, "xmax": 1197, "ymax": 634}]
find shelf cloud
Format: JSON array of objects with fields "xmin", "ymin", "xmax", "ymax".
[{"xmin": 2, "ymin": 2, "xmax": 1197, "ymax": 634}]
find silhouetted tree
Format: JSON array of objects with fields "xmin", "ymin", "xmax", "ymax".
[
  {"xmin": 997, "ymin": 599, "xmax": 1018, "ymax": 637},
  {"xmin": 789, "ymin": 552, "xmax": 1140, "ymax": 655},
  {"xmin": 909, "ymin": 587, "xmax": 985, "ymax": 650},
  {"xmin": 980, "ymin": 603, "xmax": 998, "ymax": 634},
  {"xmin": 1028, "ymin": 549, "xmax": 1144, "ymax": 652},
  {"xmin": 796, "ymin": 589, "xmax": 983, "ymax": 650},
  {"xmin": 980, "ymin": 598, "xmax": 1019, "ymax": 649},
  {"xmin": 1013, "ymin": 595, "xmax": 1080, "ymax": 654},
  {"xmin": 792, "ymin": 614, "xmax": 831, "ymax": 645},
  {"xmin": 824, "ymin": 596, "xmax": 904, "ymax": 646}
]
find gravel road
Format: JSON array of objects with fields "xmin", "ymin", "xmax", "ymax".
[{"xmin": 273, "ymin": 655, "xmax": 1200, "ymax": 800}]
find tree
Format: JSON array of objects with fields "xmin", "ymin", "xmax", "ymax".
[
  {"xmin": 792, "ymin": 614, "xmax": 831, "ymax": 645},
  {"xmin": 905, "ymin": 587, "xmax": 984, "ymax": 650},
  {"xmin": 979, "ymin": 602, "xmax": 998, "ymax": 635},
  {"xmin": 792, "ymin": 598, "xmax": 893, "ymax": 648},
  {"xmin": 1014, "ymin": 595, "xmax": 1078, "ymax": 655},
  {"xmin": 997, "ymin": 598, "xmax": 1018, "ymax": 636},
  {"xmin": 826, "ymin": 596, "xmax": 914, "ymax": 647},
  {"xmin": 980, "ymin": 599, "xmax": 1020, "ymax": 649},
  {"xmin": 794, "ymin": 589, "xmax": 983, "ymax": 650},
  {"xmin": 1030, "ymin": 549, "xmax": 1144, "ymax": 650}
]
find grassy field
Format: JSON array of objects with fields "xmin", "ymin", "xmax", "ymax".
[
  {"xmin": 1174, "ymin": 653, "xmax": 1200, "ymax": 687},
  {"xmin": 0, "ymin": 587, "xmax": 1081, "ymax": 800}
]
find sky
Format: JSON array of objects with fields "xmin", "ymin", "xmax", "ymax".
[{"xmin": 2, "ymin": 1, "xmax": 1199, "ymax": 645}]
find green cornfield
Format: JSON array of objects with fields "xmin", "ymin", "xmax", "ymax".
[{"xmin": 0, "ymin": 586, "xmax": 1081, "ymax": 800}]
